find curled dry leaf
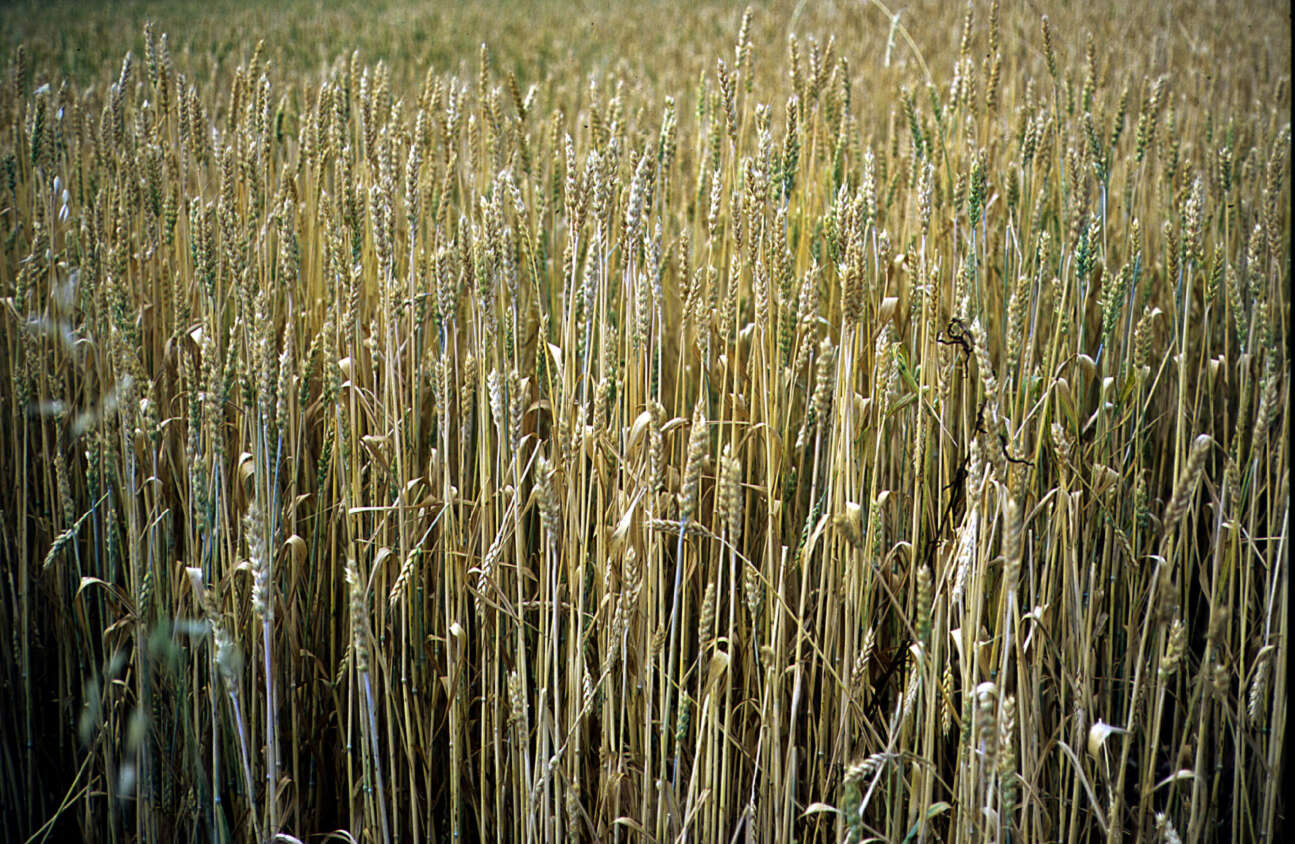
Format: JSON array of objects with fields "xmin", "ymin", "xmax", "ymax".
[{"xmin": 1086, "ymin": 719, "xmax": 1125, "ymax": 759}]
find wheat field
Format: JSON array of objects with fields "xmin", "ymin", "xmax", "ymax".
[{"xmin": 0, "ymin": 0, "xmax": 1288, "ymax": 841}]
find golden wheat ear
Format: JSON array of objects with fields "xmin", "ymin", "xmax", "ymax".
[{"xmin": 1, "ymin": 3, "xmax": 1286, "ymax": 840}]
